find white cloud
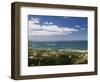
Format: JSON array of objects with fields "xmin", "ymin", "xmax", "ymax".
[
  {"xmin": 44, "ymin": 22, "xmax": 48, "ymax": 25},
  {"xmin": 75, "ymin": 25, "xmax": 81, "ymax": 28},
  {"xmin": 81, "ymin": 28, "xmax": 85, "ymax": 30},
  {"xmin": 30, "ymin": 17, "xmax": 40, "ymax": 24},
  {"xmin": 28, "ymin": 19, "xmax": 78, "ymax": 36},
  {"xmin": 29, "ymin": 30, "xmax": 62, "ymax": 36},
  {"xmin": 44, "ymin": 22, "xmax": 53, "ymax": 25}
]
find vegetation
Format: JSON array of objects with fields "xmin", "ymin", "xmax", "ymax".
[{"xmin": 28, "ymin": 48, "xmax": 88, "ymax": 66}]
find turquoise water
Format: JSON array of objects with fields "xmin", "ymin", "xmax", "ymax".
[{"xmin": 28, "ymin": 41, "xmax": 87, "ymax": 50}]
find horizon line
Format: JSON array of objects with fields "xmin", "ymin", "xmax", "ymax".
[{"xmin": 28, "ymin": 40, "xmax": 87, "ymax": 42}]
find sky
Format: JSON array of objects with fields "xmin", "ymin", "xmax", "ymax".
[{"xmin": 28, "ymin": 15, "xmax": 88, "ymax": 41}]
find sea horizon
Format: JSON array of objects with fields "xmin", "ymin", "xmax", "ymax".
[
  {"xmin": 28, "ymin": 40, "xmax": 87, "ymax": 42},
  {"xmin": 28, "ymin": 40, "xmax": 87, "ymax": 50}
]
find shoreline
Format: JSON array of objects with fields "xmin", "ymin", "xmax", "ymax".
[{"xmin": 29, "ymin": 48, "xmax": 87, "ymax": 53}]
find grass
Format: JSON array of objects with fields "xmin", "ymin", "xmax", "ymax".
[{"xmin": 28, "ymin": 48, "xmax": 88, "ymax": 66}]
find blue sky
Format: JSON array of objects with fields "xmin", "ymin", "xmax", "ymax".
[{"xmin": 28, "ymin": 15, "xmax": 88, "ymax": 41}]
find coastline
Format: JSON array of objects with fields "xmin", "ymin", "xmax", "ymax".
[
  {"xmin": 28, "ymin": 48, "xmax": 88, "ymax": 66},
  {"xmin": 29, "ymin": 48, "xmax": 87, "ymax": 52}
]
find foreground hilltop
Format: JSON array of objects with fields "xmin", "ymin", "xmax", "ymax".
[{"xmin": 28, "ymin": 48, "xmax": 88, "ymax": 66}]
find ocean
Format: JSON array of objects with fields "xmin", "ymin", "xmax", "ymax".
[{"xmin": 28, "ymin": 41, "xmax": 87, "ymax": 50}]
